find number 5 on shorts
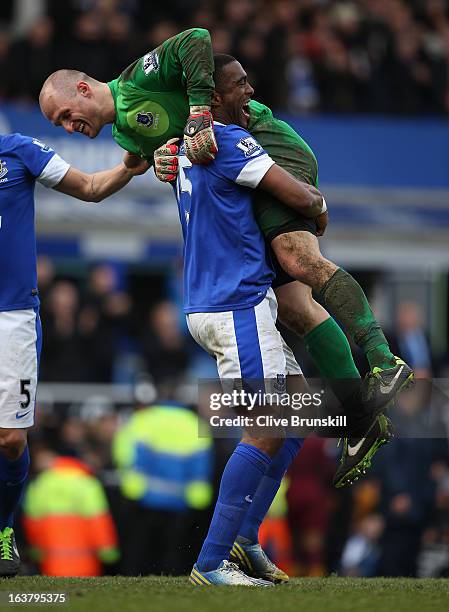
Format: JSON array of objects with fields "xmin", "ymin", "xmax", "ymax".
[{"xmin": 19, "ymin": 379, "xmax": 31, "ymax": 408}]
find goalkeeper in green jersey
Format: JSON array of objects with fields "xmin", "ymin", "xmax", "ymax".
[
  {"xmin": 39, "ymin": 32, "xmax": 412, "ymax": 487},
  {"xmin": 40, "ymin": 28, "xmax": 217, "ymax": 164}
]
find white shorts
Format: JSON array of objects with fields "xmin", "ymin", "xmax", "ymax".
[
  {"xmin": 186, "ymin": 288, "xmax": 302, "ymax": 392},
  {"xmin": 0, "ymin": 308, "xmax": 42, "ymax": 429}
]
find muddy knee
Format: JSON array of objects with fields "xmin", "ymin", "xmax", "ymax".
[{"xmin": 272, "ymin": 233, "xmax": 336, "ymax": 289}]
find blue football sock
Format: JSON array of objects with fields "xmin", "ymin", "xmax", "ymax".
[
  {"xmin": 0, "ymin": 446, "xmax": 30, "ymax": 530},
  {"xmin": 238, "ymin": 438, "xmax": 303, "ymax": 544},
  {"xmin": 196, "ymin": 442, "xmax": 271, "ymax": 572}
]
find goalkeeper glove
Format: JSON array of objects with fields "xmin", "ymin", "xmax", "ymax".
[
  {"xmin": 184, "ymin": 105, "xmax": 218, "ymax": 164},
  {"xmin": 153, "ymin": 138, "xmax": 180, "ymax": 182}
]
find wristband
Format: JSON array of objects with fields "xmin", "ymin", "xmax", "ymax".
[{"xmin": 190, "ymin": 105, "xmax": 211, "ymax": 114}]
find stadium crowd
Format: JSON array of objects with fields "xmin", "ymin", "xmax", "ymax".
[
  {"xmin": 1, "ymin": 0, "xmax": 449, "ymax": 115},
  {"xmin": 12, "ymin": 258, "xmax": 449, "ymax": 578}
]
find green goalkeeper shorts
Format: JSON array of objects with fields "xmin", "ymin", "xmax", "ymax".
[
  {"xmin": 253, "ymin": 192, "xmax": 318, "ymax": 289},
  {"xmin": 253, "ymin": 191, "xmax": 317, "ymax": 243}
]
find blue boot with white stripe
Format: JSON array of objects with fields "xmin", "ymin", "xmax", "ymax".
[{"xmin": 189, "ymin": 560, "xmax": 274, "ymax": 586}]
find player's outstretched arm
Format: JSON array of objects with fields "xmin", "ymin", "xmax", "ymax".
[
  {"xmin": 259, "ymin": 164, "xmax": 325, "ymax": 219},
  {"xmin": 53, "ymin": 153, "xmax": 149, "ymax": 203},
  {"xmin": 164, "ymin": 29, "xmax": 214, "ymax": 109},
  {"xmin": 164, "ymin": 28, "xmax": 217, "ymax": 164}
]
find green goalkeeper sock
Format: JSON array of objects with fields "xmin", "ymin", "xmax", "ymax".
[
  {"xmin": 319, "ymin": 268, "xmax": 396, "ymax": 371},
  {"xmin": 304, "ymin": 317, "xmax": 359, "ymax": 379},
  {"xmin": 304, "ymin": 317, "xmax": 360, "ymax": 407}
]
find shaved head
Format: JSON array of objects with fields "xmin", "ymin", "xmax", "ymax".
[
  {"xmin": 39, "ymin": 69, "xmax": 92, "ymax": 112},
  {"xmin": 39, "ymin": 69, "xmax": 115, "ymax": 138}
]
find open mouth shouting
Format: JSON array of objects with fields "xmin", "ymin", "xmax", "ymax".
[{"xmin": 241, "ymin": 100, "xmax": 251, "ymax": 127}]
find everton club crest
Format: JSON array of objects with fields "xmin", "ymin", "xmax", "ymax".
[{"xmin": 0, "ymin": 160, "xmax": 8, "ymax": 182}]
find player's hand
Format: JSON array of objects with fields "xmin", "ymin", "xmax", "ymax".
[
  {"xmin": 183, "ymin": 105, "xmax": 218, "ymax": 164},
  {"xmin": 153, "ymin": 138, "xmax": 180, "ymax": 183},
  {"xmin": 123, "ymin": 152, "xmax": 150, "ymax": 176},
  {"xmin": 315, "ymin": 211, "xmax": 328, "ymax": 236}
]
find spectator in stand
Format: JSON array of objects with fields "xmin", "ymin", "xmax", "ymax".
[
  {"xmin": 56, "ymin": 415, "xmax": 90, "ymax": 459},
  {"xmin": 0, "ymin": 28, "xmax": 12, "ymax": 100},
  {"xmin": 36, "ymin": 256, "xmax": 56, "ymax": 322},
  {"xmin": 137, "ymin": 0, "xmax": 197, "ymax": 27},
  {"xmin": 145, "ymin": 20, "xmax": 179, "ymax": 49},
  {"xmin": 361, "ymin": 0, "xmax": 396, "ymax": 113},
  {"xmin": 8, "ymin": 17, "xmax": 57, "ymax": 103},
  {"xmin": 286, "ymin": 30, "xmax": 320, "ymax": 113},
  {"xmin": 84, "ymin": 264, "xmax": 118, "ymax": 308},
  {"xmin": 40, "ymin": 281, "xmax": 84, "ymax": 382},
  {"xmin": 105, "ymin": 11, "xmax": 144, "ymax": 75},
  {"xmin": 315, "ymin": 31, "xmax": 360, "ymax": 112},
  {"xmin": 143, "ymin": 301, "xmax": 191, "ymax": 384},
  {"xmin": 47, "ymin": 0, "xmax": 140, "ymax": 43},
  {"xmin": 80, "ymin": 395, "xmax": 119, "ymax": 471},
  {"xmin": 234, "ymin": 29, "xmax": 266, "ymax": 99},
  {"xmin": 373, "ymin": 429, "xmax": 442, "ymax": 576},
  {"xmin": 210, "ymin": 27, "xmax": 232, "ymax": 54},
  {"xmin": 418, "ymin": 458, "xmax": 449, "ymax": 577},
  {"xmin": 81, "ymin": 264, "xmax": 136, "ymax": 382},
  {"xmin": 340, "ymin": 513, "xmax": 385, "ymax": 577},
  {"xmin": 389, "ymin": 302, "xmax": 432, "ymax": 378},
  {"xmin": 62, "ymin": 12, "xmax": 110, "ymax": 82}
]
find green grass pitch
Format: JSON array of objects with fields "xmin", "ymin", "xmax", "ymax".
[{"xmin": 1, "ymin": 576, "xmax": 448, "ymax": 612}]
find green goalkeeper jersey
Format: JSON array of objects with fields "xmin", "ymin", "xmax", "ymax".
[
  {"xmin": 247, "ymin": 100, "xmax": 319, "ymax": 239},
  {"xmin": 107, "ymin": 28, "xmax": 214, "ymax": 162},
  {"xmin": 248, "ymin": 100, "xmax": 318, "ymax": 187}
]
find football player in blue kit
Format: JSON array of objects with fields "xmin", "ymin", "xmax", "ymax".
[
  {"xmin": 0, "ymin": 133, "xmax": 149, "ymax": 576},
  {"xmin": 169, "ymin": 56, "xmax": 325, "ymax": 586}
]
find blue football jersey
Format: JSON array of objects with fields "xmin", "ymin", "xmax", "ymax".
[
  {"xmin": 175, "ymin": 122, "xmax": 275, "ymax": 313},
  {"xmin": 0, "ymin": 133, "xmax": 69, "ymax": 311}
]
